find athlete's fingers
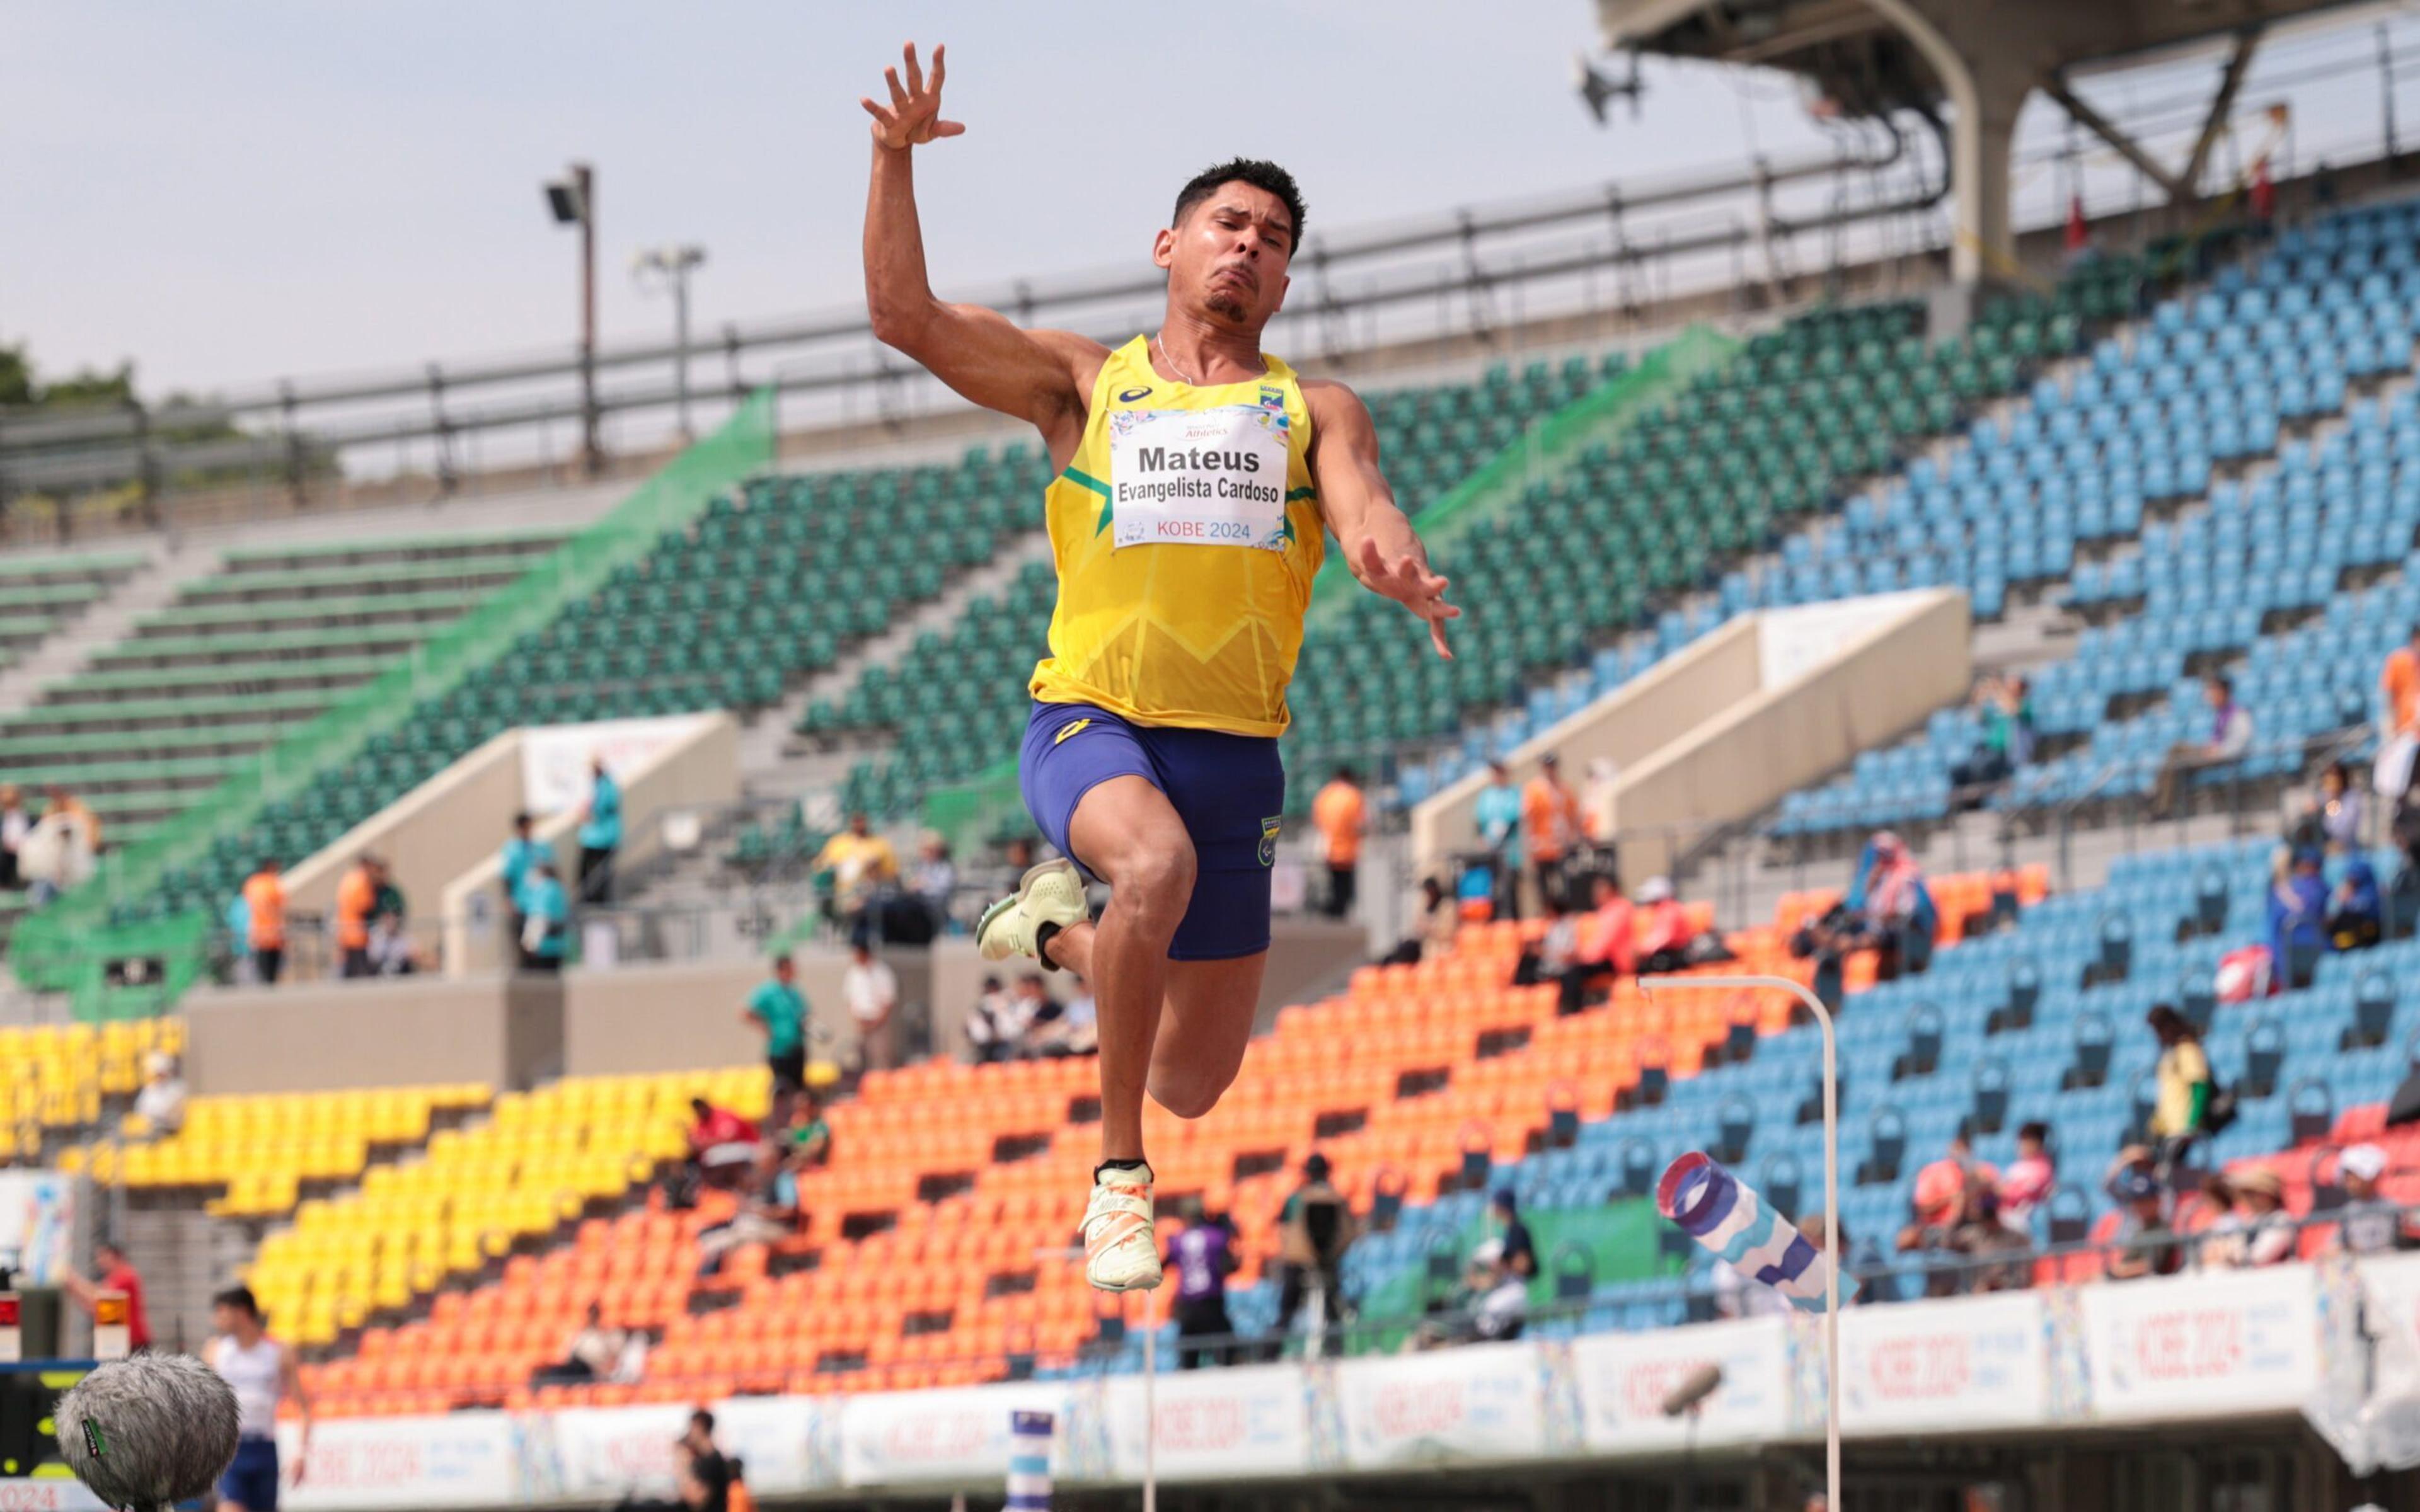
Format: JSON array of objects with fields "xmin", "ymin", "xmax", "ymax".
[
  {"xmin": 904, "ymin": 42, "xmax": 925, "ymax": 99},
  {"xmin": 932, "ymin": 119, "xmax": 968, "ymax": 138},
  {"xmin": 1427, "ymin": 610, "xmax": 1456, "ymax": 660},
  {"xmin": 1357, "ymin": 536, "xmax": 1386, "ymax": 582},
  {"xmin": 930, "ymin": 43, "xmax": 947, "ymax": 94},
  {"xmin": 860, "ymin": 98, "xmax": 896, "ymax": 125},
  {"xmin": 884, "ymin": 65, "xmax": 910, "ymax": 113}
]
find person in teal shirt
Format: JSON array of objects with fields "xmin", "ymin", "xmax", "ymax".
[
  {"xmin": 500, "ymin": 810, "xmax": 545, "ymax": 942},
  {"xmin": 577, "ymin": 759, "xmax": 622, "ymax": 905},
  {"xmin": 742, "ymin": 954, "xmax": 810, "ymax": 1094},
  {"xmin": 1473, "ymin": 759, "xmax": 1525, "ymax": 920},
  {"xmin": 520, "ymin": 859, "xmax": 570, "ymax": 973}
]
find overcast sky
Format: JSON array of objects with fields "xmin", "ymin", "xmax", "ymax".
[{"xmin": 6, "ymin": 1, "xmax": 2413, "ymax": 399}]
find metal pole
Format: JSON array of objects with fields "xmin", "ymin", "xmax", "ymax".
[
  {"xmin": 1140, "ymin": 1286, "xmax": 1158, "ymax": 1512},
  {"xmin": 672, "ymin": 265, "xmax": 693, "ymax": 442},
  {"xmin": 577, "ymin": 162, "xmax": 601, "ymax": 476},
  {"xmin": 1639, "ymin": 973, "xmax": 1840, "ymax": 1512}
]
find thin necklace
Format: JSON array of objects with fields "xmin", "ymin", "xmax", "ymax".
[
  {"xmin": 1151, "ymin": 333, "xmax": 1201, "ymax": 386},
  {"xmin": 1153, "ymin": 332, "xmax": 1265, "ymax": 387}
]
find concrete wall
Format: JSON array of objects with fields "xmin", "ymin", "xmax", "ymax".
[
  {"xmin": 1412, "ymin": 589, "xmax": 1972, "ymax": 886},
  {"xmin": 441, "ymin": 714, "xmax": 740, "ymax": 975},
  {"xmin": 183, "ymin": 974, "xmax": 565, "ymax": 1096},
  {"xmin": 282, "ymin": 729, "xmax": 524, "ymax": 934},
  {"xmin": 562, "ymin": 945, "xmax": 933, "ymax": 1077}
]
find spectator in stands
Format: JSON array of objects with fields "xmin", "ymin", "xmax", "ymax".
[
  {"xmin": 1633, "ymin": 876, "xmax": 1696, "ymax": 974},
  {"xmin": 1900, "ymin": 1132, "xmax": 1994, "ymax": 1288},
  {"xmin": 2145, "ymin": 1005, "xmax": 2213, "ymax": 1173},
  {"xmin": 1464, "ymin": 1235, "xmax": 1531, "ymax": 1342},
  {"xmin": 500, "ymin": 812, "xmax": 544, "ymax": 948},
  {"xmin": 1950, "ymin": 674, "xmax": 2033, "ymax": 797},
  {"xmin": 698, "ymin": 1144, "xmax": 802, "ymax": 1276},
  {"xmin": 742, "ymin": 955, "xmax": 811, "ymax": 1096},
  {"xmin": 1557, "ymin": 872, "xmax": 1635, "ymax": 1016},
  {"xmin": 2330, "ymin": 855, "xmax": 2385, "ymax": 953},
  {"xmin": 1474, "ymin": 760, "xmax": 1524, "ymax": 920},
  {"xmin": 2334, "ymin": 1145, "xmax": 2415, "ymax": 1254},
  {"xmin": 519, "ymin": 859, "xmax": 570, "ymax": 972},
  {"xmin": 59, "ymin": 1239, "xmax": 151, "ymax": 1351},
  {"xmin": 1168, "ymin": 1203, "xmax": 1240, "ymax": 1369},
  {"xmin": 2208, "ymin": 1168, "xmax": 2297, "ymax": 1268},
  {"xmin": 685, "ymin": 1096, "xmax": 761, "ymax": 1192},
  {"xmin": 2104, "ymin": 1166, "xmax": 2184, "ymax": 1281},
  {"xmin": 577, "ymin": 755, "xmax": 623, "ymax": 905},
  {"xmin": 668, "ymin": 1409, "xmax": 732, "ymax": 1512},
  {"xmin": 1949, "ymin": 1189, "xmax": 2032, "ymax": 1293},
  {"xmin": 965, "ymin": 974, "xmax": 1015, "ymax": 1063},
  {"xmin": 2378, "ymin": 624, "xmax": 2420, "ymax": 769},
  {"xmin": 533, "ymin": 1302, "xmax": 626, "ymax": 1386},
  {"xmin": 2267, "ymin": 847, "xmax": 2331, "ymax": 987},
  {"xmin": 132, "ymin": 1052, "xmax": 186, "ymax": 1137},
  {"xmin": 366, "ymin": 864, "xmax": 415, "ymax": 976},
  {"xmin": 911, "ymin": 832, "xmax": 957, "ymax": 934},
  {"xmin": 1310, "ymin": 766, "xmax": 1367, "ymax": 920},
  {"xmin": 2290, "ymin": 761, "xmax": 2367, "ymax": 855},
  {"xmin": 18, "ymin": 789, "xmax": 96, "ymax": 907},
  {"xmin": 240, "ymin": 859, "xmax": 287, "ymax": 985},
  {"xmin": 1051, "ymin": 975, "xmax": 1098, "ymax": 1057},
  {"xmin": 0, "ymin": 785, "xmax": 25, "ymax": 889},
  {"xmin": 841, "ymin": 941, "xmax": 898, "ymax": 1076},
  {"xmin": 1999, "ymin": 1122, "xmax": 2056, "ymax": 1232},
  {"xmin": 1849, "ymin": 831, "xmax": 1936, "ymax": 980},
  {"xmin": 1274, "ymin": 1154, "xmax": 1358, "ymax": 1349},
  {"xmin": 2152, "ymin": 674, "xmax": 2254, "ymax": 819},
  {"xmin": 1521, "ymin": 753, "xmax": 1584, "ymax": 912},
  {"xmin": 1383, "ymin": 875, "xmax": 1460, "ymax": 966},
  {"xmin": 781, "ymin": 1089, "xmax": 831, "ymax": 1171},
  {"xmin": 813, "ymin": 812, "xmax": 899, "ymax": 946},
  {"xmin": 334, "ymin": 854, "xmax": 379, "ymax": 979}
]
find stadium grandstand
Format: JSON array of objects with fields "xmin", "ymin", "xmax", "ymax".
[{"xmin": 21, "ymin": 3, "xmax": 2420, "ymax": 1509}]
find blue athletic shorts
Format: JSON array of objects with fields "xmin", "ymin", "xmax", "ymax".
[
  {"xmin": 219, "ymin": 1436, "xmax": 280, "ymax": 1511},
  {"xmin": 1019, "ymin": 700, "xmax": 1284, "ymax": 961}
]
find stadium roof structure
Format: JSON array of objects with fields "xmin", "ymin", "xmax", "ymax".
[{"xmin": 1594, "ymin": 0, "xmax": 2365, "ymax": 284}]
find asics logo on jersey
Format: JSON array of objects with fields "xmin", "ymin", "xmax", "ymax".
[
  {"xmin": 1055, "ymin": 718, "xmax": 1093, "ymax": 745},
  {"xmin": 1117, "ymin": 386, "xmax": 1155, "ymax": 403}
]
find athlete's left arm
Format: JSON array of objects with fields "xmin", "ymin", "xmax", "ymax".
[{"xmin": 1303, "ymin": 380, "xmax": 1459, "ymax": 659}]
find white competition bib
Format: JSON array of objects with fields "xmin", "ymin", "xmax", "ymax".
[{"xmin": 1106, "ymin": 401, "xmax": 1291, "ymax": 550}]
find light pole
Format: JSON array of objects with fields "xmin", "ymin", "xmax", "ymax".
[
  {"xmin": 1639, "ymin": 972, "xmax": 1841, "ymax": 1512},
  {"xmin": 543, "ymin": 163, "xmax": 602, "ymax": 475},
  {"xmin": 633, "ymin": 244, "xmax": 708, "ymax": 441}
]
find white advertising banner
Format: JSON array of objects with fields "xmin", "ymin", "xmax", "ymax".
[
  {"xmin": 534, "ymin": 1399, "xmax": 824, "ymax": 1501},
  {"xmin": 1334, "ymin": 1341, "xmax": 1546, "ymax": 1469},
  {"xmin": 1105, "ymin": 1363, "xmax": 1315, "ymax": 1482},
  {"xmin": 0, "ymin": 1171, "xmax": 77, "ymax": 1286},
  {"xmin": 282, "ymin": 1411, "xmax": 520, "ymax": 1510},
  {"xmin": 1570, "ymin": 1317, "xmax": 1790, "ymax": 1452},
  {"xmin": 2080, "ymin": 1264, "xmax": 2322, "ymax": 1423},
  {"xmin": 519, "ymin": 715, "xmax": 708, "ymax": 816},
  {"xmin": 0, "ymin": 1482, "xmax": 109, "ymax": 1512},
  {"xmin": 1840, "ymin": 1292, "xmax": 2050, "ymax": 1434},
  {"xmin": 838, "ymin": 1383, "xmax": 1070, "ymax": 1488}
]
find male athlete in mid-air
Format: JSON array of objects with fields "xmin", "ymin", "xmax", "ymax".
[{"xmin": 861, "ymin": 43, "xmax": 1457, "ymax": 1292}]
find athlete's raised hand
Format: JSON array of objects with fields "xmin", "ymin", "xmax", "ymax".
[
  {"xmin": 1358, "ymin": 536, "xmax": 1460, "ymax": 660},
  {"xmin": 861, "ymin": 42, "xmax": 964, "ymax": 150}
]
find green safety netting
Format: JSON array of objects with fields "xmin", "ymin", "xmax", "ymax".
[
  {"xmin": 916, "ymin": 326, "xmax": 1739, "ymax": 854},
  {"xmin": 1349, "ymin": 1196, "xmax": 1683, "ymax": 1354},
  {"xmin": 12, "ymin": 389, "xmax": 780, "ymax": 1018}
]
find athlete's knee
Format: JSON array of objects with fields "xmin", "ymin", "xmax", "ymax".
[
  {"xmin": 1148, "ymin": 1064, "xmax": 1233, "ymax": 1120},
  {"xmin": 1113, "ymin": 836, "xmax": 1197, "ymax": 922}
]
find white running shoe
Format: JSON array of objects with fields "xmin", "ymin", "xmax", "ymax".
[
  {"xmin": 1081, "ymin": 1162, "xmax": 1162, "ymax": 1292},
  {"xmin": 976, "ymin": 859, "xmax": 1088, "ymax": 965}
]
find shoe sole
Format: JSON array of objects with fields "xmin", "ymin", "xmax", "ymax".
[{"xmin": 1087, "ymin": 1268, "xmax": 1165, "ymax": 1293}]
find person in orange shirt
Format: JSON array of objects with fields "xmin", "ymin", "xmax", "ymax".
[
  {"xmin": 1308, "ymin": 766, "xmax": 1367, "ymax": 920},
  {"xmin": 334, "ymin": 855, "xmax": 381, "ymax": 979},
  {"xmin": 240, "ymin": 858, "xmax": 287, "ymax": 985},
  {"xmin": 2381, "ymin": 626, "xmax": 2420, "ymax": 800},
  {"xmin": 1555, "ymin": 870, "xmax": 1634, "ymax": 1016},
  {"xmin": 1521, "ymin": 753, "xmax": 1584, "ymax": 912}
]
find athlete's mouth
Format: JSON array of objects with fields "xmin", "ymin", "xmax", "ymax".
[{"xmin": 1213, "ymin": 264, "xmax": 1258, "ymax": 291}]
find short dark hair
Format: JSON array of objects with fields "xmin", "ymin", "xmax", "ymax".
[
  {"xmin": 213, "ymin": 1285, "xmax": 262, "ymax": 1319},
  {"xmin": 1173, "ymin": 158, "xmax": 1306, "ymax": 246},
  {"xmin": 95, "ymin": 1238, "xmax": 125, "ymax": 1260},
  {"xmin": 2018, "ymin": 1121, "xmax": 2050, "ymax": 1145},
  {"xmin": 514, "ymin": 811, "xmax": 533, "ymax": 828},
  {"xmin": 1333, "ymin": 765, "xmax": 1359, "ymax": 784},
  {"xmin": 2205, "ymin": 673, "xmax": 2232, "ymax": 696},
  {"xmin": 690, "ymin": 1407, "xmax": 715, "ymax": 1433}
]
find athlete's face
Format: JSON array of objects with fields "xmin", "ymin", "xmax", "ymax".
[{"xmin": 1155, "ymin": 182, "xmax": 1293, "ymax": 328}]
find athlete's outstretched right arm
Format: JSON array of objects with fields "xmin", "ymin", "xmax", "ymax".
[{"xmin": 860, "ymin": 43, "xmax": 1104, "ymax": 461}]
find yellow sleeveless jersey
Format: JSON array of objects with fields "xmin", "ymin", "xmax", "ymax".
[{"xmin": 1028, "ymin": 335, "xmax": 1323, "ymax": 737}]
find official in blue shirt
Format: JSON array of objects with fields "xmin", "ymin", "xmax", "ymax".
[
  {"xmin": 500, "ymin": 810, "xmax": 545, "ymax": 942},
  {"xmin": 521, "ymin": 859, "xmax": 571, "ymax": 973},
  {"xmin": 577, "ymin": 758, "xmax": 622, "ymax": 905}
]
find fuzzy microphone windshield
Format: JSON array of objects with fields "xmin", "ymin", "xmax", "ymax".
[{"xmin": 53, "ymin": 1354, "xmax": 241, "ymax": 1512}]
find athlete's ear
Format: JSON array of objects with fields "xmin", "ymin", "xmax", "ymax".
[
  {"xmin": 1268, "ymin": 270, "xmax": 1290, "ymax": 318},
  {"xmin": 1151, "ymin": 227, "xmax": 1176, "ymax": 272}
]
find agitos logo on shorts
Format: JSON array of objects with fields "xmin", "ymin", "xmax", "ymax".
[
  {"xmin": 1259, "ymin": 816, "xmax": 1281, "ymax": 867},
  {"xmin": 1117, "ymin": 386, "xmax": 1154, "ymax": 403}
]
